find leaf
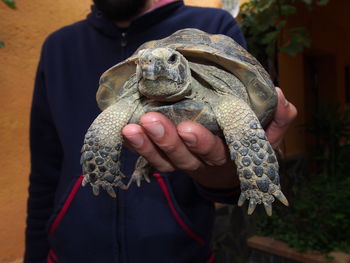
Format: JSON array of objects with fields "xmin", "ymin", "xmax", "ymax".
[
  {"xmin": 300, "ymin": 0, "xmax": 312, "ymax": 5},
  {"xmin": 280, "ymin": 27, "xmax": 311, "ymax": 56},
  {"xmin": 276, "ymin": 20, "xmax": 287, "ymax": 30},
  {"xmin": 0, "ymin": 40, "xmax": 4, "ymax": 48},
  {"xmin": 256, "ymin": 0, "xmax": 274, "ymax": 12},
  {"xmin": 261, "ymin": 30, "xmax": 279, "ymax": 44},
  {"xmin": 265, "ymin": 42, "xmax": 276, "ymax": 56},
  {"xmin": 281, "ymin": 5, "xmax": 297, "ymax": 16},
  {"xmin": 1, "ymin": 0, "xmax": 16, "ymax": 9},
  {"xmin": 317, "ymin": 0, "xmax": 329, "ymax": 5}
]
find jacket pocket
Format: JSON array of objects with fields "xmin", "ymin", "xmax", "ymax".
[
  {"xmin": 48, "ymin": 175, "xmax": 84, "ymax": 236},
  {"xmin": 46, "ymin": 174, "xmax": 116, "ymax": 263},
  {"xmin": 124, "ymin": 172, "xmax": 215, "ymax": 263},
  {"xmin": 153, "ymin": 173, "xmax": 208, "ymax": 246},
  {"xmin": 47, "ymin": 249, "xmax": 59, "ymax": 263}
]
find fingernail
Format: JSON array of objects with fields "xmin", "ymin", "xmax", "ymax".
[
  {"xmin": 125, "ymin": 134, "xmax": 144, "ymax": 148},
  {"xmin": 143, "ymin": 122, "xmax": 164, "ymax": 138},
  {"xmin": 179, "ymin": 132, "xmax": 197, "ymax": 146}
]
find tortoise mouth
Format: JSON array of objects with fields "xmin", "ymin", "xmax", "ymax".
[
  {"xmin": 143, "ymin": 76, "xmax": 176, "ymax": 82},
  {"xmin": 138, "ymin": 78, "xmax": 191, "ymax": 102}
]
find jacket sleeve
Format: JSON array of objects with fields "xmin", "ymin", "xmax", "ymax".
[{"xmin": 24, "ymin": 43, "xmax": 63, "ymax": 263}]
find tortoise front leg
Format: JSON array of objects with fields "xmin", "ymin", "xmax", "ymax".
[
  {"xmin": 81, "ymin": 100, "xmax": 137, "ymax": 197},
  {"xmin": 213, "ymin": 96, "xmax": 288, "ymax": 216}
]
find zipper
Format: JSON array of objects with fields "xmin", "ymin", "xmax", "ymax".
[
  {"xmin": 120, "ymin": 30, "xmax": 129, "ymax": 60},
  {"xmin": 121, "ymin": 32, "xmax": 127, "ymax": 48}
]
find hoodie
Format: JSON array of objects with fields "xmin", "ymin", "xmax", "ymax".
[{"xmin": 25, "ymin": 1, "xmax": 246, "ymax": 262}]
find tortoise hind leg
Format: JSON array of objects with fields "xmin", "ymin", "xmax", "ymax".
[
  {"xmin": 126, "ymin": 156, "xmax": 152, "ymax": 188},
  {"xmin": 213, "ymin": 96, "xmax": 288, "ymax": 216}
]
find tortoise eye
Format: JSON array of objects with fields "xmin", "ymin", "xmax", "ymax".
[{"xmin": 168, "ymin": 54, "xmax": 177, "ymax": 64}]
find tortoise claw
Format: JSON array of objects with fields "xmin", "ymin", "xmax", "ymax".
[
  {"xmin": 273, "ymin": 190, "xmax": 289, "ymax": 206},
  {"xmin": 247, "ymin": 199, "xmax": 257, "ymax": 215},
  {"xmin": 92, "ymin": 185, "xmax": 100, "ymax": 196},
  {"xmin": 82, "ymin": 175, "xmax": 89, "ymax": 187},
  {"xmin": 105, "ymin": 185, "xmax": 117, "ymax": 198},
  {"xmin": 237, "ymin": 193, "xmax": 246, "ymax": 207},
  {"xmin": 145, "ymin": 174, "xmax": 151, "ymax": 183},
  {"xmin": 263, "ymin": 201, "xmax": 273, "ymax": 216}
]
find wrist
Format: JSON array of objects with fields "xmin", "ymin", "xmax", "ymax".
[{"xmin": 188, "ymin": 164, "xmax": 239, "ymax": 190}]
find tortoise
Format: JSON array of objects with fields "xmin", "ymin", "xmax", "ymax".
[{"xmin": 80, "ymin": 28, "xmax": 288, "ymax": 216}]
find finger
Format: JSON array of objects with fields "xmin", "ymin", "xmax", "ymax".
[
  {"xmin": 122, "ymin": 123, "xmax": 176, "ymax": 172},
  {"xmin": 176, "ymin": 121, "xmax": 228, "ymax": 166},
  {"xmin": 265, "ymin": 87, "xmax": 298, "ymax": 148},
  {"xmin": 139, "ymin": 112, "xmax": 203, "ymax": 172},
  {"xmin": 177, "ymin": 121, "xmax": 238, "ymax": 189}
]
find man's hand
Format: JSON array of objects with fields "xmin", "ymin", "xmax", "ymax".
[
  {"xmin": 265, "ymin": 88, "xmax": 298, "ymax": 148},
  {"xmin": 122, "ymin": 88, "xmax": 297, "ymax": 189}
]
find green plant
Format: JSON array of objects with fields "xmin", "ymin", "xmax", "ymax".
[
  {"xmin": 1, "ymin": 0, "xmax": 16, "ymax": 48},
  {"xmin": 257, "ymin": 104, "xmax": 350, "ymax": 255},
  {"xmin": 2, "ymin": 0, "xmax": 16, "ymax": 9},
  {"xmin": 257, "ymin": 174, "xmax": 350, "ymax": 254},
  {"xmin": 239, "ymin": 0, "xmax": 329, "ymax": 80}
]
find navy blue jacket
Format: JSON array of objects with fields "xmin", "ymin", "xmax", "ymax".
[{"xmin": 25, "ymin": 2, "xmax": 246, "ymax": 262}]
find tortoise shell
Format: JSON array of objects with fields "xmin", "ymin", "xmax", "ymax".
[{"xmin": 96, "ymin": 28, "xmax": 277, "ymax": 126}]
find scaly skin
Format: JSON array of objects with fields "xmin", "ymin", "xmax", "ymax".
[{"xmin": 213, "ymin": 96, "xmax": 288, "ymax": 216}]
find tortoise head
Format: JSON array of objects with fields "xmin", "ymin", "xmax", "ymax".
[{"xmin": 136, "ymin": 47, "xmax": 191, "ymax": 102}]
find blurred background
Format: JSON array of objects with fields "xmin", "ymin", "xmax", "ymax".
[{"xmin": 0, "ymin": 0, "xmax": 349, "ymax": 262}]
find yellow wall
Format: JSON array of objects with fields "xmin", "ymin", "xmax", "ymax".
[{"xmin": 0, "ymin": 1, "xmax": 91, "ymax": 261}]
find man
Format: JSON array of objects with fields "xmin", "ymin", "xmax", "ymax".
[{"xmin": 25, "ymin": 0, "xmax": 297, "ymax": 262}]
